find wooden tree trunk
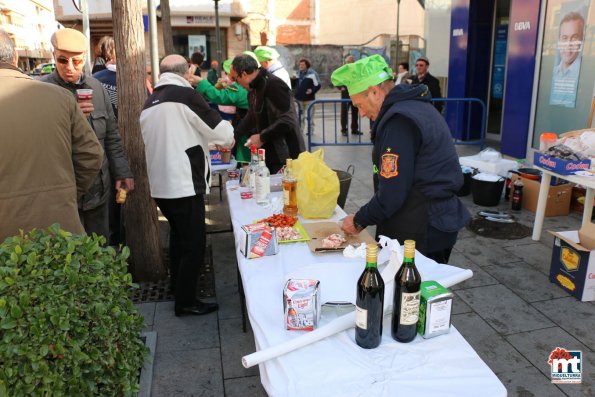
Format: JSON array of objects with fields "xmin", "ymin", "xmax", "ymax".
[
  {"xmin": 161, "ymin": 0, "xmax": 175, "ymax": 55},
  {"xmin": 112, "ymin": 0, "xmax": 166, "ymax": 281}
]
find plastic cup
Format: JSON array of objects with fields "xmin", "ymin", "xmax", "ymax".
[
  {"xmin": 221, "ymin": 149, "xmax": 231, "ymax": 163},
  {"xmin": 76, "ymin": 89, "xmax": 93, "ymax": 104}
]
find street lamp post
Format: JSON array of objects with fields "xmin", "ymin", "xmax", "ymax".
[
  {"xmin": 395, "ymin": 0, "xmax": 401, "ymax": 70},
  {"xmin": 213, "ymin": 0, "xmax": 222, "ymax": 67}
]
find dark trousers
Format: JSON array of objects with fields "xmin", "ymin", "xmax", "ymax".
[
  {"xmin": 155, "ymin": 195, "xmax": 206, "ymax": 307},
  {"xmin": 79, "ymin": 201, "xmax": 109, "ymax": 240},
  {"xmin": 341, "ymin": 101, "xmax": 358, "ymax": 133}
]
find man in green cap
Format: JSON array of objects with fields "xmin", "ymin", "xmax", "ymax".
[
  {"xmin": 331, "ymin": 55, "xmax": 469, "ymax": 263},
  {"xmin": 254, "ymin": 46, "xmax": 291, "ymax": 88},
  {"xmin": 187, "ymin": 57, "xmax": 251, "ymax": 163},
  {"xmin": 229, "ymin": 53, "xmax": 305, "ymax": 173}
]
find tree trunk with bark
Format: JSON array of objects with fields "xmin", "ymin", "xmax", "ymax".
[
  {"xmin": 112, "ymin": 0, "xmax": 166, "ymax": 281},
  {"xmin": 161, "ymin": 0, "xmax": 175, "ymax": 55}
]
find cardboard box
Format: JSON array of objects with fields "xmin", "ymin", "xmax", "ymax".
[
  {"xmin": 239, "ymin": 222, "xmax": 279, "ymax": 259},
  {"xmin": 533, "ymin": 152, "xmax": 591, "ymax": 175},
  {"xmin": 510, "ymin": 174, "xmax": 572, "ymax": 217},
  {"xmin": 417, "ymin": 281, "xmax": 453, "ymax": 339},
  {"xmin": 549, "ymin": 223, "xmax": 595, "ymax": 301}
]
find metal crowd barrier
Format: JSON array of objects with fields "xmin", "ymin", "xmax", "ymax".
[{"xmin": 301, "ymin": 97, "xmax": 486, "ymax": 151}]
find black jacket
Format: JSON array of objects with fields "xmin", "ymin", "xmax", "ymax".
[
  {"xmin": 411, "ymin": 72, "xmax": 443, "ymax": 113},
  {"xmin": 354, "ymin": 84, "xmax": 469, "ymax": 254},
  {"xmin": 235, "ymin": 69, "xmax": 305, "ymax": 173}
]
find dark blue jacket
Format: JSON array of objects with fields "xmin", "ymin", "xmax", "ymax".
[{"xmin": 354, "ymin": 84, "xmax": 469, "ymax": 253}]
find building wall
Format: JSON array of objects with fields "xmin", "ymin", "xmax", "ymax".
[
  {"xmin": 318, "ymin": 0, "xmax": 425, "ymax": 45},
  {"xmin": 244, "ymin": 0, "xmax": 316, "ymax": 45},
  {"xmin": 1, "ymin": 0, "xmax": 57, "ymax": 69}
]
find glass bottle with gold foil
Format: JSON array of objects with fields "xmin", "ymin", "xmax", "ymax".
[
  {"xmin": 391, "ymin": 240, "xmax": 421, "ymax": 343},
  {"xmin": 282, "ymin": 159, "xmax": 298, "ymax": 217},
  {"xmin": 355, "ymin": 244, "xmax": 384, "ymax": 349}
]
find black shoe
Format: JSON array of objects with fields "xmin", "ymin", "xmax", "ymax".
[
  {"xmin": 341, "ymin": 131, "xmax": 348, "ymax": 136},
  {"xmin": 175, "ymin": 301, "xmax": 219, "ymax": 317},
  {"xmin": 351, "ymin": 131, "xmax": 363, "ymax": 135}
]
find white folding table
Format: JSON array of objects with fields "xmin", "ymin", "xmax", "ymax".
[
  {"xmin": 226, "ymin": 181, "xmax": 507, "ymax": 397},
  {"xmin": 531, "ymin": 165, "xmax": 595, "ymax": 241}
]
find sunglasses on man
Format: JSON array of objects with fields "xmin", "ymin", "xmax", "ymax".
[{"xmin": 56, "ymin": 56, "xmax": 85, "ymax": 67}]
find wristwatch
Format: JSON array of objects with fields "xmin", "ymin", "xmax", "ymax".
[{"xmin": 353, "ymin": 220, "xmax": 364, "ymax": 232}]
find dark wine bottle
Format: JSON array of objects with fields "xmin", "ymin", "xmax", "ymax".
[
  {"xmin": 355, "ymin": 243, "xmax": 384, "ymax": 349},
  {"xmin": 391, "ymin": 240, "xmax": 421, "ymax": 343}
]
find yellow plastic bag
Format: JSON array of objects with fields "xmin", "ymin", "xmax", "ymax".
[{"xmin": 293, "ymin": 149, "xmax": 340, "ymax": 219}]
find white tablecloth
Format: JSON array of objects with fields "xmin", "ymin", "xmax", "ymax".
[{"xmin": 226, "ymin": 181, "xmax": 507, "ymax": 397}]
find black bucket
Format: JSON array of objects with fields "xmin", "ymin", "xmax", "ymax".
[
  {"xmin": 333, "ymin": 165, "xmax": 354, "ymax": 209},
  {"xmin": 457, "ymin": 171, "xmax": 473, "ymax": 197},
  {"xmin": 471, "ymin": 176, "xmax": 505, "ymax": 206}
]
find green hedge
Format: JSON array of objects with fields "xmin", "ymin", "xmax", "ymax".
[{"xmin": 0, "ymin": 224, "xmax": 148, "ymax": 396}]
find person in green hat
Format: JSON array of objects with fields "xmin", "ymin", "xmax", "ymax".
[
  {"xmin": 331, "ymin": 54, "xmax": 469, "ymax": 263},
  {"xmin": 254, "ymin": 46, "xmax": 291, "ymax": 88},
  {"xmin": 229, "ymin": 53, "xmax": 305, "ymax": 173},
  {"xmin": 187, "ymin": 57, "xmax": 251, "ymax": 163}
]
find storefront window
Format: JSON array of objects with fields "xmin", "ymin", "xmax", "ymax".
[{"xmin": 532, "ymin": 0, "xmax": 595, "ymax": 146}]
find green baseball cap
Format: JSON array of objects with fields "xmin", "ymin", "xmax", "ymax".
[
  {"xmin": 243, "ymin": 51, "xmax": 261, "ymax": 67},
  {"xmin": 222, "ymin": 58, "xmax": 233, "ymax": 74},
  {"xmin": 254, "ymin": 46, "xmax": 280, "ymax": 62},
  {"xmin": 331, "ymin": 54, "xmax": 394, "ymax": 96}
]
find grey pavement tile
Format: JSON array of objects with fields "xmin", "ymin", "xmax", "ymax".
[
  {"xmin": 136, "ymin": 302, "xmax": 156, "ymax": 328},
  {"xmin": 532, "ymin": 297, "xmax": 595, "ymax": 351},
  {"xmin": 224, "ymin": 376, "xmax": 268, "ymax": 397},
  {"xmin": 454, "ymin": 236, "xmax": 524, "ymax": 268},
  {"xmin": 153, "ymin": 301, "xmax": 220, "ymax": 353},
  {"xmin": 503, "ymin": 242, "xmax": 556, "ymax": 276},
  {"xmin": 448, "ymin": 250, "xmax": 499, "ymax": 290},
  {"xmin": 452, "ymin": 312, "xmax": 530, "ymax": 373},
  {"xmin": 151, "ymin": 348, "xmax": 223, "ymax": 397},
  {"xmin": 452, "ymin": 291, "xmax": 474, "ymax": 314},
  {"xmin": 506, "ymin": 327, "xmax": 594, "ymax": 397},
  {"xmin": 219, "ymin": 317, "xmax": 259, "ymax": 379},
  {"xmin": 456, "ymin": 284, "xmax": 554, "ymax": 335},
  {"xmin": 482, "ymin": 261, "xmax": 569, "ymax": 302},
  {"xmin": 496, "ymin": 365, "xmax": 567, "ymax": 397}
]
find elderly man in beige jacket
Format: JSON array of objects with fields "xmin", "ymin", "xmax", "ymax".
[{"xmin": 0, "ymin": 29, "xmax": 103, "ymax": 242}]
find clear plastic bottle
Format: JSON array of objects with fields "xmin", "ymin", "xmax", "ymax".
[
  {"xmin": 255, "ymin": 149, "xmax": 270, "ymax": 206},
  {"xmin": 248, "ymin": 145, "xmax": 259, "ymax": 193}
]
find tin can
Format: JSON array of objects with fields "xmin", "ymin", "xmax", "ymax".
[{"xmin": 417, "ymin": 281, "xmax": 453, "ymax": 339}]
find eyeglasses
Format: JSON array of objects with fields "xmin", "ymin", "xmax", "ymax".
[{"xmin": 56, "ymin": 56, "xmax": 85, "ymax": 67}]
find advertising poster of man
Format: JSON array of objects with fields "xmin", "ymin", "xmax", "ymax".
[{"xmin": 549, "ymin": 1, "xmax": 588, "ymax": 108}]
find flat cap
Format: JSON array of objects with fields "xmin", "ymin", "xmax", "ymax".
[
  {"xmin": 254, "ymin": 46, "xmax": 280, "ymax": 62},
  {"xmin": 331, "ymin": 54, "xmax": 393, "ymax": 96},
  {"xmin": 417, "ymin": 55, "xmax": 430, "ymax": 65},
  {"xmin": 51, "ymin": 28, "xmax": 87, "ymax": 53}
]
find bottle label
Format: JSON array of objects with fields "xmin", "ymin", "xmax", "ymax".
[
  {"xmin": 355, "ymin": 305, "xmax": 367, "ymax": 329},
  {"xmin": 255, "ymin": 176, "xmax": 270, "ymax": 200},
  {"xmin": 399, "ymin": 291, "xmax": 420, "ymax": 325},
  {"xmin": 249, "ymin": 172, "xmax": 256, "ymax": 191},
  {"xmin": 283, "ymin": 189, "xmax": 290, "ymax": 205}
]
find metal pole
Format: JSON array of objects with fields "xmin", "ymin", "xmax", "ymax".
[
  {"xmin": 80, "ymin": 0, "xmax": 92, "ymax": 75},
  {"xmin": 147, "ymin": 0, "xmax": 159, "ymax": 86},
  {"xmin": 395, "ymin": 0, "xmax": 401, "ymax": 69},
  {"xmin": 214, "ymin": 0, "xmax": 222, "ymax": 66}
]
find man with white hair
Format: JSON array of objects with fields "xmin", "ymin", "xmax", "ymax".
[
  {"xmin": 254, "ymin": 46, "xmax": 291, "ymax": 88},
  {"xmin": 141, "ymin": 54, "xmax": 234, "ymax": 316},
  {"xmin": 0, "ymin": 29, "xmax": 103, "ymax": 241}
]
